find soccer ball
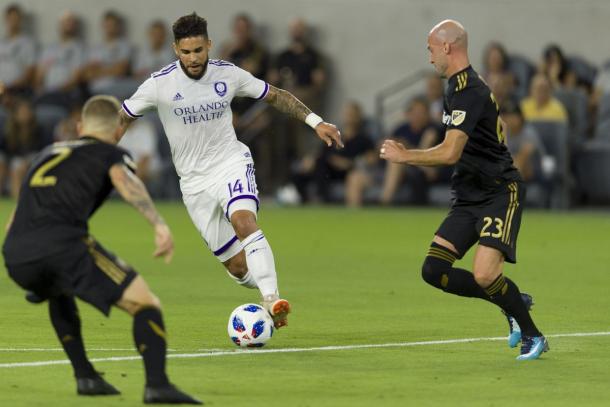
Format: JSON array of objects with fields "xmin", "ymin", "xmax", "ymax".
[{"xmin": 227, "ymin": 304, "xmax": 274, "ymax": 347}]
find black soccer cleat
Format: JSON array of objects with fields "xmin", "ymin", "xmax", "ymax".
[
  {"xmin": 144, "ymin": 383, "xmax": 203, "ymax": 405},
  {"xmin": 77, "ymin": 375, "xmax": 121, "ymax": 396}
]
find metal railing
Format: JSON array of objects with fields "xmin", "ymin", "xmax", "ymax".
[{"xmin": 375, "ymin": 69, "xmax": 432, "ymax": 136}]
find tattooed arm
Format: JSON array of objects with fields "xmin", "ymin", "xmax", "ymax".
[
  {"xmin": 264, "ymin": 85, "xmax": 343, "ymax": 148},
  {"xmin": 109, "ymin": 164, "xmax": 174, "ymax": 263}
]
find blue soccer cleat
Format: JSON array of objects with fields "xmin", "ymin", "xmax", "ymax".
[
  {"xmin": 516, "ymin": 335, "xmax": 549, "ymax": 360},
  {"xmin": 504, "ymin": 293, "xmax": 534, "ymax": 348}
]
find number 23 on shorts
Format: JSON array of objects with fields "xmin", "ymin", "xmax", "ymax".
[{"xmin": 480, "ymin": 216, "xmax": 504, "ymax": 239}]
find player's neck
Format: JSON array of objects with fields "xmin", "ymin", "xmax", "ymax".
[{"xmin": 446, "ymin": 58, "xmax": 471, "ymax": 79}]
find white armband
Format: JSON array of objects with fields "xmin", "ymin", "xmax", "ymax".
[{"xmin": 305, "ymin": 113, "xmax": 324, "ymax": 129}]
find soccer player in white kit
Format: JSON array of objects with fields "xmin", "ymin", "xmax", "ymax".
[{"xmin": 119, "ymin": 13, "xmax": 342, "ymax": 329}]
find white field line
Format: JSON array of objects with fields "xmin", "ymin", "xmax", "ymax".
[{"xmin": 1, "ymin": 331, "xmax": 609, "ymax": 369}]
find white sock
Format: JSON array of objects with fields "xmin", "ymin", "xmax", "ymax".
[
  {"xmin": 226, "ymin": 270, "xmax": 258, "ymax": 289},
  {"xmin": 241, "ymin": 230, "xmax": 278, "ymax": 297}
]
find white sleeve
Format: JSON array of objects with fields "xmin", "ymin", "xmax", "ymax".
[
  {"xmin": 233, "ymin": 66, "xmax": 269, "ymax": 100},
  {"xmin": 122, "ymin": 77, "xmax": 157, "ymax": 118}
]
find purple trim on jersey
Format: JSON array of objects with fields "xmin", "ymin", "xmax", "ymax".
[
  {"xmin": 225, "ymin": 194, "xmax": 260, "ymax": 219},
  {"xmin": 159, "ymin": 62, "xmax": 176, "ymax": 73},
  {"xmin": 121, "ymin": 102, "xmax": 142, "ymax": 118},
  {"xmin": 256, "ymin": 82, "xmax": 270, "ymax": 100},
  {"xmin": 152, "ymin": 65, "xmax": 177, "ymax": 78},
  {"xmin": 213, "ymin": 235, "xmax": 239, "ymax": 256},
  {"xmin": 209, "ymin": 59, "xmax": 235, "ymax": 67}
]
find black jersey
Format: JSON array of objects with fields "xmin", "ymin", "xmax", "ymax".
[
  {"xmin": 3, "ymin": 137, "xmax": 134, "ymax": 264},
  {"xmin": 442, "ymin": 65, "xmax": 521, "ymax": 202}
]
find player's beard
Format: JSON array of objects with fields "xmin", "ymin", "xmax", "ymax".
[{"xmin": 179, "ymin": 58, "xmax": 208, "ymax": 80}]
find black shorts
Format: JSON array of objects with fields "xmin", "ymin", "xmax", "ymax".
[
  {"xmin": 5, "ymin": 236, "xmax": 137, "ymax": 315},
  {"xmin": 436, "ymin": 181, "xmax": 525, "ymax": 263}
]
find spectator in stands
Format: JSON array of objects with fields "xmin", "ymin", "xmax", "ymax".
[
  {"xmin": 488, "ymin": 71, "xmax": 518, "ymax": 109},
  {"xmin": 53, "ymin": 104, "xmax": 81, "ymax": 142},
  {"xmin": 0, "ymin": 99, "xmax": 42, "ymax": 198},
  {"xmin": 270, "ymin": 18, "xmax": 327, "ymax": 161},
  {"xmin": 34, "ymin": 11, "xmax": 86, "ymax": 108},
  {"xmin": 345, "ymin": 97, "xmax": 445, "ymax": 207},
  {"xmin": 502, "ymin": 102, "xmax": 545, "ymax": 182},
  {"xmin": 133, "ymin": 20, "xmax": 174, "ymax": 80},
  {"xmin": 0, "ymin": 4, "xmax": 36, "ymax": 98},
  {"xmin": 540, "ymin": 44, "xmax": 577, "ymax": 89},
  {"xmin": 220, "ymin": 14, "xmax": 270, "ymax": 82},
  {"xmin": 425, "ymin": 73, "xmax": 444, "ymax": 123},
  {"xmin": 521, "ymin": 73, "xmax": 568, "ymax": 123},
  {"xmin": 379, "ymin": 96, "xmax": 444, "ymax": 205},
  {"xmin": 82, "ymin": 10, "xmax": 133, "ymax": 99},
  {"xmin": 291, "ymin": 101, "xmax": 374, "ymax": 203},
  {"xmin": 118, "ymin": 119, "xmax": 162, "ymax": 190}
]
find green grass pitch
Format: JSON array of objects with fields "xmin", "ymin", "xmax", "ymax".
[{"xmin": 1, "ymin": 199, "xmax": 609, "ymax": 406}]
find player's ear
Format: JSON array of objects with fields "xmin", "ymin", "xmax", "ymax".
[{"xmin": 172, "ymin": 41, "xmax": 179, "ymax": 57}]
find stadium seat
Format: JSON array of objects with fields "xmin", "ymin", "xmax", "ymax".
[
  {"xmin": 554, "ymin": 88, "xmax": 588, "ymax": 143},
  {"xmin": 567, "ymin": 56, "xmax": 598, "ymax": 87},
  {"xmin": 508, "ymin": 54, "xmax": 535, "ymax": 100},
  {"xmin": 575, "ymin": 140, "xmax": 610, "ymax": 203},
  {"xmin": 528, "ymin": 121, "xmax": 570, "ymax": 208},
  {"xmin": 594, "ymin": 118, "xmax": 610, "ymax": 141},
  {"xmin": 35, "ymin": 105, "xmax": 68, "ymax": 146}
]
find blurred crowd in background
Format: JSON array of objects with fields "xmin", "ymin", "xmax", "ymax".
[{"xmin": 1, "ymin": 4, "xmax": 610, "ymax": 207}]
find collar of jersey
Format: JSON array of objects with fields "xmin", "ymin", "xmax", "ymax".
[{"xmin": 448, "ymin": 65, "xmax": 472, "ymax": 86}]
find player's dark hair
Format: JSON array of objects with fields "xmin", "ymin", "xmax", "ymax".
[{"xmin": 172, "ymin": 12, "xmax": 208, "ymax": 42}]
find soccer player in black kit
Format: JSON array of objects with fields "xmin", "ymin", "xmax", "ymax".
[
  {"xmin": 2, "ymin": 95, "xmax": 201, "ymax": 403},
  {"xmin": 380, "ymin": 20, "xmax": 548, "ymax": 360}
]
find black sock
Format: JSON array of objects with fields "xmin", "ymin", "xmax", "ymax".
[
  {"xmin": 422, "ymin": 243, "xmax": 490, "ymax": 300},
  {"xmin": 133, "ymin": 307, "xmax": 169, "ymax": 387},
  {"xmin": 48, "ymin": 296, "xmax": 96, "ymax": 378},
  {"xmin": 484, "ymin": 275, "xmax": 542, "ymax": 337}
]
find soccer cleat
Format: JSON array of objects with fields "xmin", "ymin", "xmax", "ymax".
[
  {"xmin": 516, "ymin": 335, "xmax": 549, "ymax": 360},
  {"xmin": 143, "ymin": 383, "xmax": 202, "ymax": 404},
  {"xmin": 76, "ymin": 375, "xmax": 121, "ymax": 396},
  {"xmin": 504, "ymin": 293, "xmax": 534, "ymax": 348},
  {"xmin": 262, "ymin": 295, "xmax": 291, "ymax": 329}
]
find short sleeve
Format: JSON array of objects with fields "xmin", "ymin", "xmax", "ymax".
[
  {"xmin": 447, "ymin": 88, "xmax": 484, "ymax": 137},
  {"xmin": 107, "ymin": 146, "xmax": 137, "ymax": 173},
  {"xmin": 122, "ymin": 77, "xmax": 157, "ymax": 118},
  {"xmin": 233, "ymin": 65, "xmax": 269, "ymax": 99}
]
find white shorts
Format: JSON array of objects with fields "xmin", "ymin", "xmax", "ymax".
[{"xmin": 183, "ymin": 162, "xmax": 259, "ymax": 262}]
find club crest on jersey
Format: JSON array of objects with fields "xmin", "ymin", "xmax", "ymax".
[
  {"xmin": 214, "ymin": 81, "xmax": 227, "ymax": 97},
  {"xmin": 451, "ymin": 110, "xmax": 466, "ymax": 126}
]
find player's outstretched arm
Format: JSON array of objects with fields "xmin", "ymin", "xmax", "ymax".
[
  {"xmin": 109, "ymin": 164, "xmax": 174, "ymax": 263},
  {"xmin": 380, "ymin": 129, "xmax": 468, "ymax": 166},
  {"xmin": 264, "ymin": 85, "xmax": 343, "ymax": 148}
]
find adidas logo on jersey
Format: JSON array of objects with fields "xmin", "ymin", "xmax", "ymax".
[{"xmin": 172, "ymin": 92, "xmax": 184, "ymax": 101}]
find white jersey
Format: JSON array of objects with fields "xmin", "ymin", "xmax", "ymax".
[{"xmin": 122, "ymin": 59, "xmax": 269, "ymax": 194}]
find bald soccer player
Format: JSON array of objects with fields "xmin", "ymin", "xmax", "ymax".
[{"xmin": 380, "ymin": 20, "xmax": 548, "ymax": 360}]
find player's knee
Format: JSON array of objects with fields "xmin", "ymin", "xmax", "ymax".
[
  {"xmin": 230, "ymin": 211, "xmax": 258, "ymax": 240},
  {"xmin": 472, "ymin": 268, "xmax": 496, "ymax": 288},
  {"xmin": 225, "ymin": 253, "xmax": 248, "ymax": 279},
  {"xmin": 421, "ymin": 256, "xmax": 447, "ymax": 289}
]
